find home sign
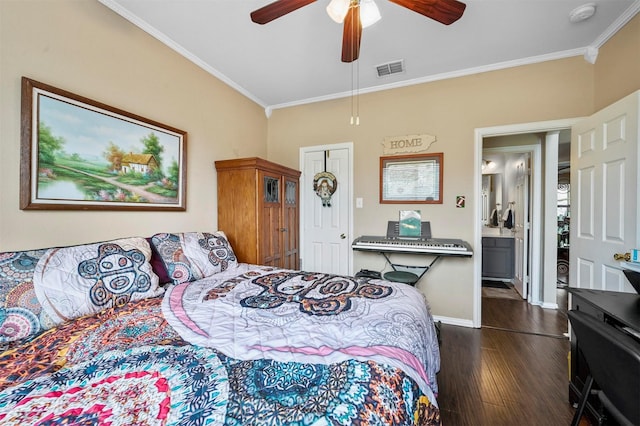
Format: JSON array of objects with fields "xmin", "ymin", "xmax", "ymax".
[{"xmin": 382, "ymin": 133, "xmax": 436, "ymax": 155}]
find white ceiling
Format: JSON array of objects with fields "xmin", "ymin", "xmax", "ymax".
[{"xmin": 99, "ymin": 0, "xmax": 639, "ymax": 111}]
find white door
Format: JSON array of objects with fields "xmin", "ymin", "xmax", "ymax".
[
  {"xmin": 301, "ymin": 146, "xmax": 351, "ymax": 275},
  {"xmin": 570, "ymin": 91, "xmax": 639, "ymax": 292},
  {"xmin": 513, "ymin": 158, "xmax": 529, "ymax": 298}
]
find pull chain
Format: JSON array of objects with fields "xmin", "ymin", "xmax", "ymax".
[{"xmin": 349, "ymin": 3, "xmax": 359, "ymax": 126}]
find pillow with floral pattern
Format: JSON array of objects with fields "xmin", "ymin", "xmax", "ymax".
[
  {"xmin": 150, "ymin": 232, "xmax": 238, "ymax": 285},
  {"xmin": 0, "ymin": 249, "xmax": 55, "ymax": 344}
]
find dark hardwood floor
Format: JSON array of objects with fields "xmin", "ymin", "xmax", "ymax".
[
  {"xmin": 436, "ymin": 287, "xmax": 578, "ymax": 425},
  {"xmin": 482, "ymin": 287, "xmax": 569, "ymax": 337}
]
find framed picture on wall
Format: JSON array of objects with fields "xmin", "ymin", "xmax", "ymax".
[
  {"xmin": 20, "ymin": 77, "xmax": 187, "ymax": 211},
  {"xmin": 380, "ymin": 152, "xmax": 443, "ymax": 204}
]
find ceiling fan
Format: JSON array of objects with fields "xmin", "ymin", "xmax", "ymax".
[{"xmin": 250, "ymin": 0, "xmax": 466, "ymax": 63}]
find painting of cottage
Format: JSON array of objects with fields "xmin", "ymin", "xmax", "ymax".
[
  {"xmin": 28, "ymin": 87, "xmax": 185, "ymax": 210},
  {"xmin": 121, "ymin": 153, "xmax": 159, "ymax": 175}
]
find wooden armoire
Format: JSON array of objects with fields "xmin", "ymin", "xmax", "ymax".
[{"xmin": 215, "ymin": 157, "xmax": 300, "ymax": 269}]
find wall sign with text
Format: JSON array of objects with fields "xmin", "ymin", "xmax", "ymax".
[{"xmin": 382, "ymin": 134, "xmax": 436, "ymax": 155}]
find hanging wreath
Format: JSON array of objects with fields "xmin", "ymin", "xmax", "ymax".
[{"xmin": 313, "ymin": 171, "xmax": 337, "ymax": 207}]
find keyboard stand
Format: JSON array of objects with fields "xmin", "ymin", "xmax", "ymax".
[
  {"xmin": 381, "ymin": 252, "xmax": 441, "ymax": 283},
  {"xmin": 352, "ymin": 234, "xmax": 473, "ymax": 286}
]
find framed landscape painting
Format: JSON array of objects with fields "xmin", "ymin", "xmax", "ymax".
[{"xmin": 20, "ymin": 77, "xmax": 187, "ymax": 211}]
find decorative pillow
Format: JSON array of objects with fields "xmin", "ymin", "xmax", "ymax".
[
  {"xmin": 33, "ymin": 237, "xmax": 163, "ymax": 327},
  {"xmin": 0, "ymin": 249, "xmax": 55, "ymax": 344},
  {"xmin": 150, "ymin": 232, "xmax": 238, "ymax": 284}
]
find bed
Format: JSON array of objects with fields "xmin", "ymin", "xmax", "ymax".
[{"xmin": 0, "ymin": 232, "xmax": 442, "ymax": 425}]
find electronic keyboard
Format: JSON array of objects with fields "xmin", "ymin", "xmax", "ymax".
[{"xmin": 352, "ymin": 235, "xmax": 473, "ymax": 256}]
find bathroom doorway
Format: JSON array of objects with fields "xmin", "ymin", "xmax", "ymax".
[
  {"xmin": 474, "ymin": 122, "xmax": 576, "ymax": 332},
  {"xmin": 480, "ymin": 139, "xmax": 571, "ymax": 334},
  {"xmin": 481, "ymin": 148, "xmax": 531, "ymax": 300}
]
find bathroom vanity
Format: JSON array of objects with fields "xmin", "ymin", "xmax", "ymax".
[{"xmin": 482, "ymin": 227, "xmax": 515, "ymax": 280}]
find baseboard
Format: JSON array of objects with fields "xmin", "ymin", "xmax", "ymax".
[
  {"xmin": 540, "ymin": 302, "xmax": 559, "ymax": 309},
  {"xmin": 433, "ymin": 315, "xmax": 476, "ymax": 328}
]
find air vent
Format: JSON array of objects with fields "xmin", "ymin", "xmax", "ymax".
[{"xmin": 376, "ymin": 60, "xmax": 404, "ymax": 78}]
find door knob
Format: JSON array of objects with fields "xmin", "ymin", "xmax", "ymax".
[
  {"xmin": 340, "ymin": 233, "xmax": 346, "ymax": 239},
  {"xmin": 614, "ymin": 252, "xmax": 631, "ymax": 261}
]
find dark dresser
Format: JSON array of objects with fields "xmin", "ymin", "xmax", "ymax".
[{"xmin": 568, "ymin": 288, "xmax": 640, "ymax": 424}]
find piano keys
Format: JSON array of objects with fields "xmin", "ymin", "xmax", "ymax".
[{"xmin": 352, "ymin": 235, "xmax": 473, "ymax": 256}]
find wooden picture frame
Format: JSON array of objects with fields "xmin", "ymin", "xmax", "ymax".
[
  {"xmin": 20, "ymin": 77, "xmax": 187, "ymax": 211},
  {"xmin": 380, "ymin": 153, "xmax": 443, "ymax": 204}
]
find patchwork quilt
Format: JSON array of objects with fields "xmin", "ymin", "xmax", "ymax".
[
  {"xmin": 162, "ymin": 264, "xmax": 441, "ymax": 398},
  {"xmin": 0, "ymin": 263, "xmax": 442, "ymax": 425}
]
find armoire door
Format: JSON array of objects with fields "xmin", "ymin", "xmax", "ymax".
[
  {"xmin": 282, "ymin": 176, "xmax": 299, "ymax": 269},
  {"xmin": 259, "ymin": 171, "xmax": 282, "ymax": 267}
]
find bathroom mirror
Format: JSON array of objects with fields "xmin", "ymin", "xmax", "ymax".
[{"xmin": 481, "ymin": 173, "xmax": 503, "ymax": 226}]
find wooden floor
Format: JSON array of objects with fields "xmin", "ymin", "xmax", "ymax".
[
  {"xmin": 482, "ymin": 287, "xmax": 569, "ymax": 337},
  {"xmin": 436, "ymin": 287, "xmax": 578, "ymax": 425}
]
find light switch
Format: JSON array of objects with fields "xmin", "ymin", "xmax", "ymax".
[{"xmin": 356, "ymin": 198, "xmax": 363, "ymax": 208}]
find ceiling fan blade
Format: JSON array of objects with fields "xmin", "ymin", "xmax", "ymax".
[
  {"xmin": 341, "ymin": 3, "xmax": 362, "ymax": 63},
  {"xmin": 388, "ymin": 0, "xmax": 466, "ymax": 25},
  {"xmin": 251, "ymin": 0, "xmax": 317, "ymax": 24}
]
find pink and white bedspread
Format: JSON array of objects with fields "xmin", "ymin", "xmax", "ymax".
[
  {"xmin": 162, "ymin": 263, "xmax": 441, "ymax": 402},
  {"xmin": 1, "ymin": 234, "xmax": 442, "ymax": 425}
]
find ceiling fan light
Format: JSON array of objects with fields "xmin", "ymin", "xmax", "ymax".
[
  {"xmin": 360, "ymin": 0, "xmax": 381, "ymax": 28},
  {"xmin": 326, "ymin": 0, "xmax": 349, "ymax": 23}
]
